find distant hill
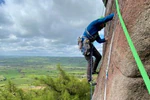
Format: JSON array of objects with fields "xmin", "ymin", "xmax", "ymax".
[{"xmin": 0, "ymin": 56, "xmax": 86, "ymax": 67}]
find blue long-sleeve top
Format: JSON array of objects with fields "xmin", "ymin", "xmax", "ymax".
[{"xmin": 83, "ymin": 13, "xmax": 114, "ymax": 43}]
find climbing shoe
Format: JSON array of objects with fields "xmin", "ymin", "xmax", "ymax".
[
  {"xmin": 89, "ymin": 81, "xmax": 97, "ymax": 86},
  {"xmin": 88, "ymin": 80, "xmax": 97, "ymax": 86},
  {"xmin": 92, "ymin": 71, "xmax": 99, "ymax": 74}
]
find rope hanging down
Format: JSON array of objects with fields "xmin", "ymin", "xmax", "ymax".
[
  {"xmin": 103, "ymin": 0, "xmax": 118, "ymax": 99},
  {"xmin": 90, "ymin": 46, "xmax": 93, "ymax": 100},
  {"xmin": 103, "ymin": 15, "xmax": 118, "ymax": 100},
  {"xmin": 115, "ymin": 0, "xmax": 150, "ymax": 94},
  {"xmin": 90, "ymin": 1, "xmax": 107, "ymax": 99}
]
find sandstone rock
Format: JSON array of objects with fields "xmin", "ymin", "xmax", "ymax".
[{"xmin": 93, "ymin": 0, "xmax": 150, "ymax": 99}]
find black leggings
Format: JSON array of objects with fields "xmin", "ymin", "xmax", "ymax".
[{"xmin": 84, "ymin": 45, "xmax": 101, "ymax": 82}]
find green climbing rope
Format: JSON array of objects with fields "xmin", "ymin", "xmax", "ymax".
[{"xmin": 115, "ymin": 0, "xmax": 150, "ymax": 94}]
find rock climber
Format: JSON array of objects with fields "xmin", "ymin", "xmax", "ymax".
[{"xmin": 78, "ymin": 13, "xmax": 114, "ymax": 83}]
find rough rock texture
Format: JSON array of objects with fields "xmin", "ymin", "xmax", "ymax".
[{"xmin": 92, "ymin": 0, "xmax": 150, "ymax": 100}]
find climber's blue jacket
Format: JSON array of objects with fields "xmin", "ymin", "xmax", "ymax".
[{"xmin": 82, "ymin": 13, "xmax": 114, "ymax": 43}]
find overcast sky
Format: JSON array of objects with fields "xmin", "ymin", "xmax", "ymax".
[{"xmin": 0, "ymin": 0, "xmax": 105, "ymax": 57}]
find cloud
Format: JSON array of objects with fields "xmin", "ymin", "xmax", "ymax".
[{"xmin": 0, "ymin": 0, "xmax": 105, "ymax": 56}]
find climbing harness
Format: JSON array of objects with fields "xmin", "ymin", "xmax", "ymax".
[
  {"xmin": 78, "ymin": 36, "xmax": 91, "ymax": 56},
  {"xmin": 85, "ymin": 28, "xmax": 95, "ymax": 40},
  {"xmin": 81, "ymin": 37, "xmax": 91, "ymax": 56},
  {"xmin": 77, "ymin": 37, "xmax": 82, "ymax": 50}
]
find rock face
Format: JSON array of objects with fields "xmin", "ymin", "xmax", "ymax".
[{"xmin": 92, "ymin": 0, "xmax": 150, "ymax": 100}]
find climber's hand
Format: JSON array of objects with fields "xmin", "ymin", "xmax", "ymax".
[
  {"xmin": 105, "ymin": 35, "xmax": 112, "ymax": 42},
  {"xmin": 105, "ymin": 36, "xmax": 109, "ymax": 42}
]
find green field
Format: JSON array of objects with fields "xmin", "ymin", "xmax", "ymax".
[{"xmin": 0, "ymin": 56, "xmax": 87, "ymax": 86}]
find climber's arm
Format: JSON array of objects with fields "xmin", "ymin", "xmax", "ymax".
[
  {"xmin": 96, "ymin": 35, "xmax": 106, "ymax": 43},
  {"xmin": 97, "ymin": 13, "xmax": 114, "ymax": 25}
]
